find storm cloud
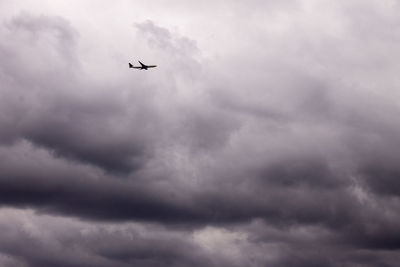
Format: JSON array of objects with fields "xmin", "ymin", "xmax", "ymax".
[{"xmin": 0, "ymin": 0, "xmax": 400, "ymax": 266}]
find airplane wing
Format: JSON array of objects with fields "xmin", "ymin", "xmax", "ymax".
[{"xmin": 138, "ymin": 61, "xmax": 146, "ymax": 67}]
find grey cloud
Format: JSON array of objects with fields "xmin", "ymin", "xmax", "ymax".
[
  {"xmin": 135, "ymin": 20, "xmax": 199, "ymax": 59},
  {"xmin": 134, "ymin": 20, "xmax": 202, "ymax": 80},
  {"xmin": 359, "ymin": 164, "xmax": 400, "ymax": 197},
  {"xmin": 0, "ymin": 12, "xmax": 234, "ymax": 174},
  {"xmin": 1, "ymin": 2, "xmax": 400, "ymax": 267},
  {"xmin": 0, "ymin": 209, "xmax": 236, "ymax": 267},
  {"xmin": 7, "ymin": 12, "xmax": 78, "ymax": 58},
  {"xmin": 0, "ymin": 141, "xmax": 360, "ymax": 230},
  {"xmin": 0, "ymin": 253, "xmax": 28, "ymax": 267},
  {"xmin": 0, "ymin": 13, "xmax": 157, "ymax": 173}
]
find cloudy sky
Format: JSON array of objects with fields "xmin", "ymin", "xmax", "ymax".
[{"xmin": 1, "ymin": 0, "xmax": 400, "ymax": 266}]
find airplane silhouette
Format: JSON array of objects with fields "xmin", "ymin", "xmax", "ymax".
[{"xmin": 129, "ymin": 61, "xmax": 157, "ymax": 70}]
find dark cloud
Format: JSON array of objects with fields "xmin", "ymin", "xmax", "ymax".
[
  {"xmin": 360, "ymin": 164, "xmax": 400, "ymax": 197},
  {"xmin": 0, "ymin": 142, "xmax": 348, "ymax": 226},
  {"xmin": 0, "ymin": 13, "xmax": 157, "ymax": 174},
  {"xmin": 1, "ymin": 2, "xmax": 400, "ymax": 267},
  {"xmin": 0, "ymin": 210, "xmax": 233, "ymax": 267}
]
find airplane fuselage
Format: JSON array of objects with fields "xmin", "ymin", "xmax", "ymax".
[{"xmin": 129, "ymin": 61, "xmax": 157, "ymax": 70}]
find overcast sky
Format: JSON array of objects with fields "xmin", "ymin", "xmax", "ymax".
[{"xmin": 1, "ymin": 0, "xmax": 400, "ymax": 266}]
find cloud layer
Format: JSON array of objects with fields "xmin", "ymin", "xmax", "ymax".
[{"xmin": 1, "ymin": 1, "xmax": 400, "ymax": 266}]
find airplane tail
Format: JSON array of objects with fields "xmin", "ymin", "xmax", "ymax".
[{"xmin": 128, "ymin": 63, "xmax": 133, "ymax": 68}]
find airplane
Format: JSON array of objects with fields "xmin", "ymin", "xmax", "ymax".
[{"xmin": 129, "ymin": 61, "xmax": 157, "ymax": 70}]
